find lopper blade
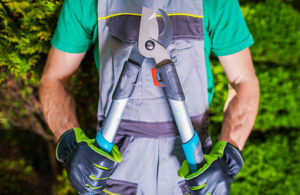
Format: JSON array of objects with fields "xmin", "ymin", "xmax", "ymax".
[
  {"xmin": 138, "ymin": 7, "xmax": 171, "ymax": 65},
  {"xmin": 138, "ymin": 7, "xmax": 159, "ymax": 59},
  {"xmin": 157, "ymin": 9, "xmax": 173, "ymax": 49}
]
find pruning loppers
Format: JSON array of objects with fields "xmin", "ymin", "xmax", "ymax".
[{"xmin": 95, "ymin": 7, "xmax": 204, "ymax": 173}]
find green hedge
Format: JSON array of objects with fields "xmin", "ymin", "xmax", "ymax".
[
  {"xmin": 209, "ymin": 62, "xmax": 300, "ymax": 132},
  {"xmin": 255, "ymin": 65, "xmax": 300, "ymax": 131},
  {"xmin": 0, "ymin": 0, "xmax": 62, "ymax": 84},
  {"xmin": 242, "ymin": 0, "xmax": 300, "ymax": 66},
  {"xmin": 231, "ymin": 130, "xmax": 300, "ymax": 194},
  {"xmin": 210, "ymin": 0, "xmax": 300, "ymax": 133},
  {"xmin": 209, "ymin": 2, "xmax": 300, "ymax": 193},
  {"xmin": 0, "ymin": 158, "xmax": 39, "ymax": 194}
]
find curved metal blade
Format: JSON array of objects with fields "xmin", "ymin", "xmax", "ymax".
[
  {"xmin": 138, "ymin": 7, "xmax": 171, "ymax": 64},
  {"xmin": 139, "ymin": 7, "xmax": 159, "ymax": 45},
  {"xmin": 138, "ymin": 7, "xmax": 159, "ymax": 59},
  {"xmin": 158, "ymin": 9, "xmax": 173, "ymax": 48}
]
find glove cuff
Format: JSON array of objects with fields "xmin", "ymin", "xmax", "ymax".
[
  {"xmin": 223, "ymin": 142, "xmax": 244, "ymax": 178},
  {"xmin": 55, "ymin": 128, "xmax": 78, "ymax": 163},
  {"xmin": 178, "ymin": 141, "xmax": 243, "ymax": 179}
]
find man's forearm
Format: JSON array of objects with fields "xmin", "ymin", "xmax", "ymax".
[
  {"xmin": 39, "ymin": 78, "xmax": 79, "ymax": 141},
  {"xmin": 219, "ymin": 79, "xmax": 259, "ymax": 150}
]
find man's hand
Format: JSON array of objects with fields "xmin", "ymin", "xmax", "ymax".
[
  {"xmin": 178, "ymin": 141, "xmax": 243, "ymax": 195},
  {"xmin": 56, "ymin": 128, "xmax": 122, "ymax": 194}
]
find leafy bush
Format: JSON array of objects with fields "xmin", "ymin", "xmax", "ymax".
[
  {"xmin": 241, "ymin": 0, "xmax": 300, "ymax": 66},
  {"xmin": 210, "ymin": 62, "xmax": 300, "ymax": 133},
  {"xmin": 0, "ymin": 0, "xmax": 62, "ymax": 84},
  {"xmin": 0, "ymin": 0, "xmax": 62, "ymax": 176},
  {"xmin": 52, "ymin": 169, "xmax": 76, "ymax": 195},
  {"xmin": 254, "ymin": 65, "xmax": 300, "ymax": 131},
  {"xmin": 0, "ymin": 1, "xmax": 98, "ymax": 194},
  {"xmin": 209, "ymin": 0, "xmax": 300, "ymax": 133},
  {"xmin": 231, "ymin": 130, "xmax": 300, "ymax": 194},
  {"xmin": 0, "ymin": 158, "xmax": 39, "ymax": 195},
  {"xmin": 0, "ymin": 0, "xmax": 98, "ymax": 138}
]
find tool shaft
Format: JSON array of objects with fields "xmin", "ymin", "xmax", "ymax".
[
  {"xmin": 168, "ymin": 100, "xmax": 194, "ymax": 143},
  {"xmin": 96, "ymin": 61, "xmax": 141, "ymax": 153},
  {"xmin": 101, "ymin": 99, "xmax": 129, "ymax": 143},
  {"xmin": 155, "ymin": 61, "xmax": 204, "ymax": 172}
]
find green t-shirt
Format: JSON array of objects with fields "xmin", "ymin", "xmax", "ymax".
[{"xmin": 51, "ymin": 0, "xmax": 254, "ymax": 104}]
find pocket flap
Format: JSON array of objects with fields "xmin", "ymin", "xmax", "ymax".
[{"xmin": 108, "ymin": 15, "xmax": 204, "ymax": 45}]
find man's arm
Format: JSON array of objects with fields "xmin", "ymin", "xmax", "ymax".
[
  {"xmin": 39, "ymin": 47, "xmax": 86, "ymax": 141},
  {"xmin": 178, "ymin": 48, "xmax": 258, "ymax": 193},
  {"xmin": 40, "ymin": 47, "xmax": 122, "ymax": 194},
  {"xmin": 218, "ymin": 48, "xmax": 260, "ymax": 150}
]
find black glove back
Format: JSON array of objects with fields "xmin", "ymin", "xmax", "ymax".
[
  {"xmin": 56, "ymin": 128, "xmax": 122, "ymax": 194},
  {"xmin": 178, "ymin": 141, "xmax": 243, "ymax": 195}
]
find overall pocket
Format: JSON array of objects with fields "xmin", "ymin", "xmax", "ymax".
[{"xmin": 174, "ymin": 39, "xmax": 208, "ymax": 117}]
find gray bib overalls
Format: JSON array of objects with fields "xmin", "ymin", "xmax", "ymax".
[{"xmin": 97, "ymin": 0, "xmax": 211, "ymax": 194}]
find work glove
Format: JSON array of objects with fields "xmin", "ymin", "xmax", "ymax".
[
  {"xmin": 56, "ymin": 128, "xmax": 122, "ymax": 194},
  {"xmin": 178, "ymin": 141, "xmax": 243, "ymax": 195}
]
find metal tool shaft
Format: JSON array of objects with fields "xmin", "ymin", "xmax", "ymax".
[
  {"xmin": 168, "ymin": 100, "xmax": 195, "ymax": 143},
  {"xmin": 96, "ymin": 60, "xmax": 141, "ymax": 153},
  {"xmin": 101, "ymin": 99, "xmax": 128, "ymax": 143},
  {"xmin": 154, "ymin": 61, "xmax": 204, "ymax": 172}
]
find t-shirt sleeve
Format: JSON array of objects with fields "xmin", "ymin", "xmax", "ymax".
[
  {"xmin": 51, "ymin": 0, "xmax": 94, "ymax": 53},
  {"xmin": 208, "ymin": 0, "xmax": 254, "ymax": 56}
]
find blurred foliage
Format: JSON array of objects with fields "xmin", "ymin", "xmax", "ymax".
[
  {"xmin": 0, "ymin": 0, "xmax": 61, "ymax": 84},
  {"xmin": 241, "ymin": 0, "xmax": 300, "ymax": 66},
  {"xmin": 0, "ymin": 0, "xmax": 98, "ymax": 193},
  {"xmin": 210, "ymin": 0, "xmax": 300, "ymax": 132},
  {"xmin": 52, "ymin": 169, "xmax": 76, "ymax": 195},
  {"xmin": 231, "ymin": 130, "xmax": 300, "ymax": 194},
  {"xmin": 0, "ymin": 2, "xmax": 62, "ymax": 190},
  {"xmin": 208, "ymin": 0, "xmax": 300, "ymax": 193},
  {"xmin": 0, "ymin": 127, "xmax": 54, "ymax": 194},
  {"xmin": 0, "ymin": 112, "xmax": 10, "ymax": 129},
  {"xmin": 0, "ymin": 0, "xmax": 299, "ymax": 194},
  {"xmin": 0, "ymin": 0, "xmax": 60, "ymax": 139},
  {"xmin": 210, "ymin": 62, "xmax": 300, "ymax": 132},
  {"xmin": 0, "ymin": 158, "xmax": 39, "ymax": 194},
  {"xmin": 255, "ymin": 65, "xmax": 300, "ymax": 131}
]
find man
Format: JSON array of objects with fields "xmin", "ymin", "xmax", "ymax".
[{"xmin": 40, "ymin": 0, "xmax": 259, "ymax": 194}]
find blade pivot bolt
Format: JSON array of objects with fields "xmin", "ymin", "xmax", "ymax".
[{"xmin": 145, "ymin": 40, "xmax": 155, "ymax": 50}]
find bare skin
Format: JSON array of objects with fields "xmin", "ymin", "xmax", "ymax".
[
  {"xmin": 219, "ymin": 48, "xmax": 260, "ymax": 150},
  {"xmin": 40, "ymin": 47, "xmax": 259, "ymax": 149},
  {"xmin": 39, "ymin": 47, "xmax": 85, "ymax": 141}
]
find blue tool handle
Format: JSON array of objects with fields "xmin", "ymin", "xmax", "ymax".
[
  {"xmin": 182, "ymin": 132, "xmax": 203, "ymax": 173},
  {"xmin": 95, "ymin": 130, "xmax": 114, "ymax": 153}
]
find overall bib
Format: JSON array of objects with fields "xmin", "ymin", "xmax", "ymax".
[{"xmin": 96, "ymin": 0, "xmax": 211, "ymax": 194}]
